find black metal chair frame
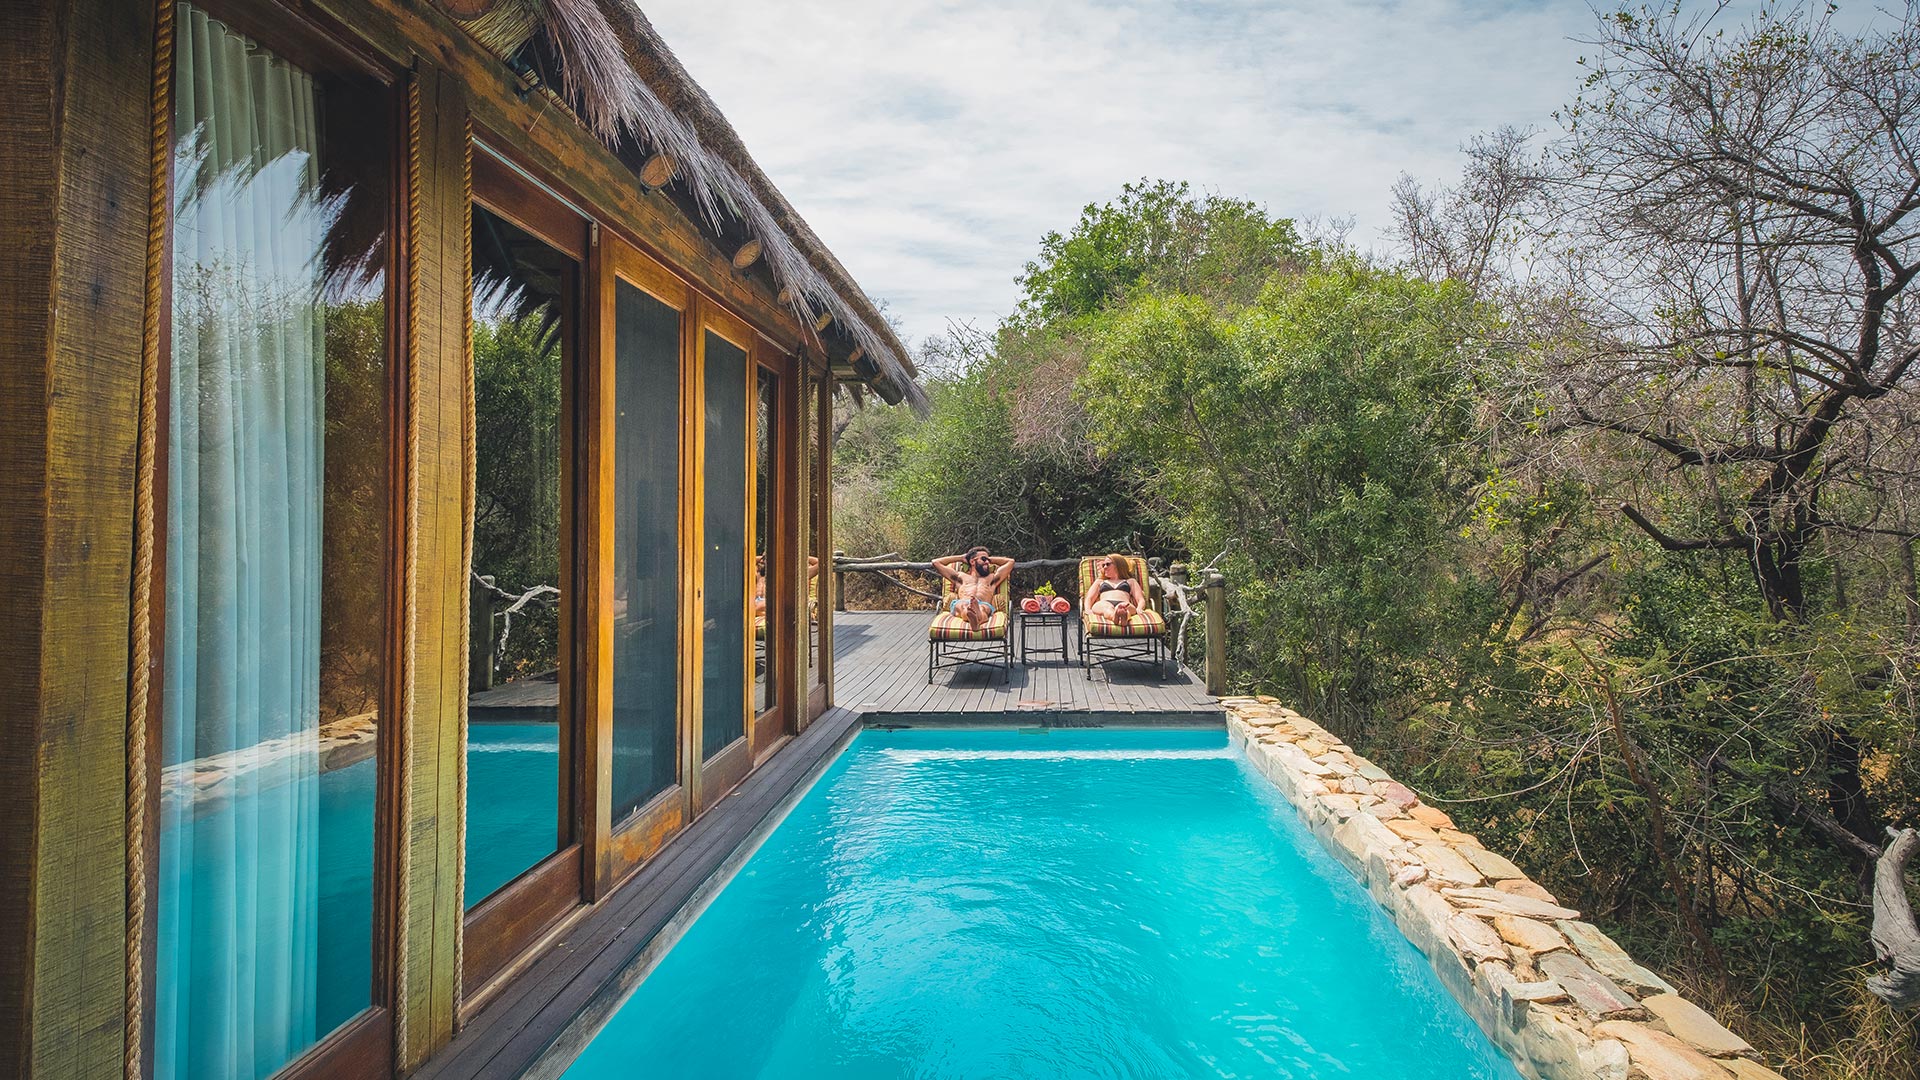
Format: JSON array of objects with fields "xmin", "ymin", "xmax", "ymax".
[
  {"xmin": 928, "ymin": 632, "xmax": 1013, "ymax": 683},
  {"xmin": 1080, "ymin": 624, "xmax": 1171, "ymax": 680}
]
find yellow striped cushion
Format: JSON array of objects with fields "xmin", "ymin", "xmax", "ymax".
[
  {"xmin": 1086, "ymin": 608, "xmax": 1165, "ymax": 638},
  {"xmin": 928, "ymin": 610, "xmax": 1008, "ymax": 641}
]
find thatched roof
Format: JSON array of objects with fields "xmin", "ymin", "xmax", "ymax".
[{"xmin": 452, "ymin": 0, "xmax": 926, "ymax": 412}]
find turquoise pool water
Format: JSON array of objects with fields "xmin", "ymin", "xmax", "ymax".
[
  {"xmin": 563, "ymin": 728, "xmax": 1525, "ymax": 1080},
  {"xmin": 296, "ymin": 723, "xmax": 559, "ymax": 1031},
  {"xmin": 463, "ymin": 721, "xmax": 564, "ymax": 905}
]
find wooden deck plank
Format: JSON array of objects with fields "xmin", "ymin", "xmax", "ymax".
[{"xmin": 833, "ymin": 611, "xmax": 1219, "ymax": 723}]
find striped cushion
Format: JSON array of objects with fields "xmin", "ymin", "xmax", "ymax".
[
  {"xmin": 928, "ymin": 610, "xmax": 1009, "ymax": 641},
  {"xmin": 1085, "ymin": 608, "xmax": 1166, "ymax": 638}
]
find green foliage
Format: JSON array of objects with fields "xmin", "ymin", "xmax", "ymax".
[
  {"xmin": 883, "ymin": 365, "xmax": 1154, "ymax": 562},
  {"xmin": 320, "ymin": 298, "xmax": 389, "ymax": 719},
  {"xmin": 1015, "ymin": 179, "xmax": 1307, "ymax": 325},
  {"xmin": 473, "ymin": 303, "xmax": 563, "ymax": 677},
  {"xmin": 1081, "ymin": 261, "xmax": 1497, "ymax": 732}
]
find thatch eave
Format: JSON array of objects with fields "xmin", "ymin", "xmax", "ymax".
[{"xmin": 442, "ymin": 0, "xmax": 927, "ymax": 414}]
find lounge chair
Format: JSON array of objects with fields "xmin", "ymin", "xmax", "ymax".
[
  {"xmin": 927, "ymin": 574, "xmax": 1013, "ymax": 683},
  {"xmin": 1078, "ymin": 554, "xmax": 1171, "ymax": 679}
]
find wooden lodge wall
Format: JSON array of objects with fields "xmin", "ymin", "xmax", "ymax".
[{"xmin": 0, "ymin": 0, "xmax": 842, "ymax": 1076}]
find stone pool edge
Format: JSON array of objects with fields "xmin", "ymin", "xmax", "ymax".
[{"xmin": 1223, "ymin": 697, "xmax": 1782, "ymax": 1080}]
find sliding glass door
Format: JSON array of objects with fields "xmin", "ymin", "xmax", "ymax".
[
  {"xmin": 694, "ymin": 313, "xmax": 755, "ymax": 809},
  {"xmin": 590, "ymin": 233, "xmax": 690, "ymax": 883}
]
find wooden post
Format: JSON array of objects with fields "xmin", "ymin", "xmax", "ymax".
[
  {"xmin": 832, "ymin": 550, "xmax": 846, "ymax": 612},
  {"xmin": 1203, "ymin": 572, "xmax": 1227, "ymax": 696}
]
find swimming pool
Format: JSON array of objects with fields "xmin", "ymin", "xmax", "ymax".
[{"xmin": 562, "ymin": 727, "xmax": 1525, "ymax": 1079}]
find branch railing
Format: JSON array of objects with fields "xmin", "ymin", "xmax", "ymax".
[{"xmin": 830, "ymin": 550, "xmax": 1230, "ymax": 694}]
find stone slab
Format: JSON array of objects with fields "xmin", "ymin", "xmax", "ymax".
[
  {"xmin": 1447, "ymin": 887, "xmax": 1579, "ymax": 921},
  {"xmin": 1414, "ymin": 843, "xmax": 1487, "ymax": 887},
  {"xmin": 1593, "ymin": 1021, "xmax": 1733, "ymax": 1080},
  {"xmin": 1540, "ymin": 952, "xmax": 1645, "ymax": 1020},
  {"xmin": 1386, "ymin": 817, "xmax": 1444, "ymax": 844},
  {"xmin": 1640, "ymin": 993, "xmax": 1752, "ymax": 1058},
  {"xmin": 1557, "ymin": 921, "xmax": 1676, "ymax": 997},
  {"xmin": 1450, "ymin": 913, "xmax": 1510, "ymax": 964},
  {"xmin": 1492, "ymin": 914, "xmax": 1569, "ymax": 955},
  {"xmin": 1497, "ymin": 878, "xmax": 1561, "ymax": 903},
  {"xmin": 1459, "ymin": 845, "xmax": 1527, "ymax": 882}
]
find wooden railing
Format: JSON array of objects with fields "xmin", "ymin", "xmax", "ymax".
[{"xmin": 830, "ymin": 552, "xmax": 1229, "ymax": 694}]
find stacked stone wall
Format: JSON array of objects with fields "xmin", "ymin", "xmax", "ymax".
[{"xmin": 1224, "ymin": 697, "xmax": 1783, "ymax": 1080}]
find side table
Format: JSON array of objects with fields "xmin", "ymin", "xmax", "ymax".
[{"xmin": 1017, "ymin": 609, "xmax": 1074, "ymax": 665}]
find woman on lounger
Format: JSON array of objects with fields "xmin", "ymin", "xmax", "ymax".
[
  {"xmin": 933, "ymin": 546, "xmax": 1014, "ymax": 631},
  {"xmin": 1084, "ymin": 554, "xmax": 1145, "ymax": 623}
]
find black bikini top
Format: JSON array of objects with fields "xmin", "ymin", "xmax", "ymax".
[{"xmin": 1096, "ymin": 579, "xmax": 1133, "ymax": 596}]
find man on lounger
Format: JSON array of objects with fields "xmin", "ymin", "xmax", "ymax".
[{"xmin": 933, "ymin": 547, "xmax": 1014, "ymax": 632}]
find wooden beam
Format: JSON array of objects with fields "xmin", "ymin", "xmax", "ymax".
[
  {"xmin": 0, "ymin": 0, "xmax": 153, "ymax": 1074},
  {"xmin": 775, "ymin": 286, "xmax": 793, "ymax": 307},
  {"xmin": 434, "ymin": 0, "xmax": 499, "ymax": 18},
  {"xmin": 397, "ymin": 61, "xmax": 471, "ymax": 1072},
  {"xmin": 730, "ymin": 238, "xmax": 761, "ymax": 271},
  {"xmin": 813, "ymin": 310, "xmax": 833, "ymax": 333},
  {"xmin": 636, "ymin": 152, "xmax": 674, "ymax": 189}
]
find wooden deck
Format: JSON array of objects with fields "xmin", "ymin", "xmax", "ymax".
[{"xmin": 833, "ymin": 610, "xmax": 1223, "ymax": 723}]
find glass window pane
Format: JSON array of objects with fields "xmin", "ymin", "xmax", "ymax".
[
  {"xmin": 159, "ymin": 6, "xmax": 390, "ymax": 1076},
  {"xmin": 807, "ymin": 379, "xmax": 825, "ymax": 689},
  {"xmin": 702, "ymin": 331, "xmax": 749, "ymax": 757},
  {"xmin": 610, "ymin": 280, "xmax": 682, "ymax": 819},
  {"xmin": 753, "ymin": 369, "xmax": 776, "ymax": 715},
  {"xmin": 466, "ymin": 204, "xmax": 570, "ymax": 906}
]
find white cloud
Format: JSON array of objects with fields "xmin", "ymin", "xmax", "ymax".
[{"xmin": 639, "ymin": 0, "xmax": 1599, "ymax": 345}]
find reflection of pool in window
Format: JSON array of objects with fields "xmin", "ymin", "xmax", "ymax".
[
  {"xmin": 462, "ymin": 724, "xmax": 564, "ymax": 905},
  {"xmin": 297, "ymin": 725, "xmax": 558, "ymax": 1028},
  {"xmin": 468, "ymin": 200, "xmax": 572, "ymax": 901}
]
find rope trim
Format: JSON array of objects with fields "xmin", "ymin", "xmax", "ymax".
[
  {"xmin": 127, "ymin": 2, "xmax": 174, "ymax": 1075},
  {"xmin": 452, "ymin": 115, "xmax": 474, "ymax": 1021},
  {"xmin": 394, "ymin": 70, "xmax": 423, "ymax": 1063}
]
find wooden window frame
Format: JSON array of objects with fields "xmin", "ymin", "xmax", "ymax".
[
  {"xmin": 750, "ymin": 348, "xmax": 798, "ymax": 759},
  {"xmin": 141, "ymin": 2, "xmax": 404, "ymax": 1077},
  {"xmin": 461, "ymin": 145, "xmax": 591, "ymax": 1003},
  {"xmin": 805, "ymin": 370, "xmax": 834, "ymax": 721},
  {"xmin": 689, "ymin": 304, "xmax": 757, "ymax": 815}
]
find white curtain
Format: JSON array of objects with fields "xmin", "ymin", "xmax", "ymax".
[{"xmin": 157, "ymin": 7, "xmax": 328, "ymax": 1078}]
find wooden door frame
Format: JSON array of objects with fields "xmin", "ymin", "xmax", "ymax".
[
  {"xmin": 460, "ymin": 144, "xmax": 590, "ymax": 1003},
  {"xmin": 585, "ymin": 229, "xmax": 693, "ymax": 897}
]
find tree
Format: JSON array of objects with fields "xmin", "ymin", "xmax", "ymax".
[
  {"xmin": 1080, "ymin": 260, "xmax": 1495, "ymax": 734},
  {"xmin": 1015, "ymin": 179, "xmax": 1306, "ymax": 325},
  {"xmin": 1545, "ymin": 3, "xmax": 1920, "ymax": 622}
]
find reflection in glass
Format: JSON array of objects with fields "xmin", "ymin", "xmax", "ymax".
[
  {"xmin": 702, "ymin": 332, "xmax": 749, "ymax": 757},
  {"xmin": 753, "ymin": 369, "xmax": 776, "ymax": 715},
  {"xmin": 610, "ymin": 281, "xmax": 681, "ymax": 819},
  {"xmin": 807, "ymin": 378, "xmax": 826, "ymax": 690},
  {"xmin": 465, "ymin": 203, "xmax": 570, "ymax": 905},
  {"xmin": 158, "ymin": 7, "xmax": 389, "ymax": 1076}
]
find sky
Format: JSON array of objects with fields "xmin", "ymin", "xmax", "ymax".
[{"xmin": 640, "ymin": 0, "xmax": 1603, "ymax": 347}]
